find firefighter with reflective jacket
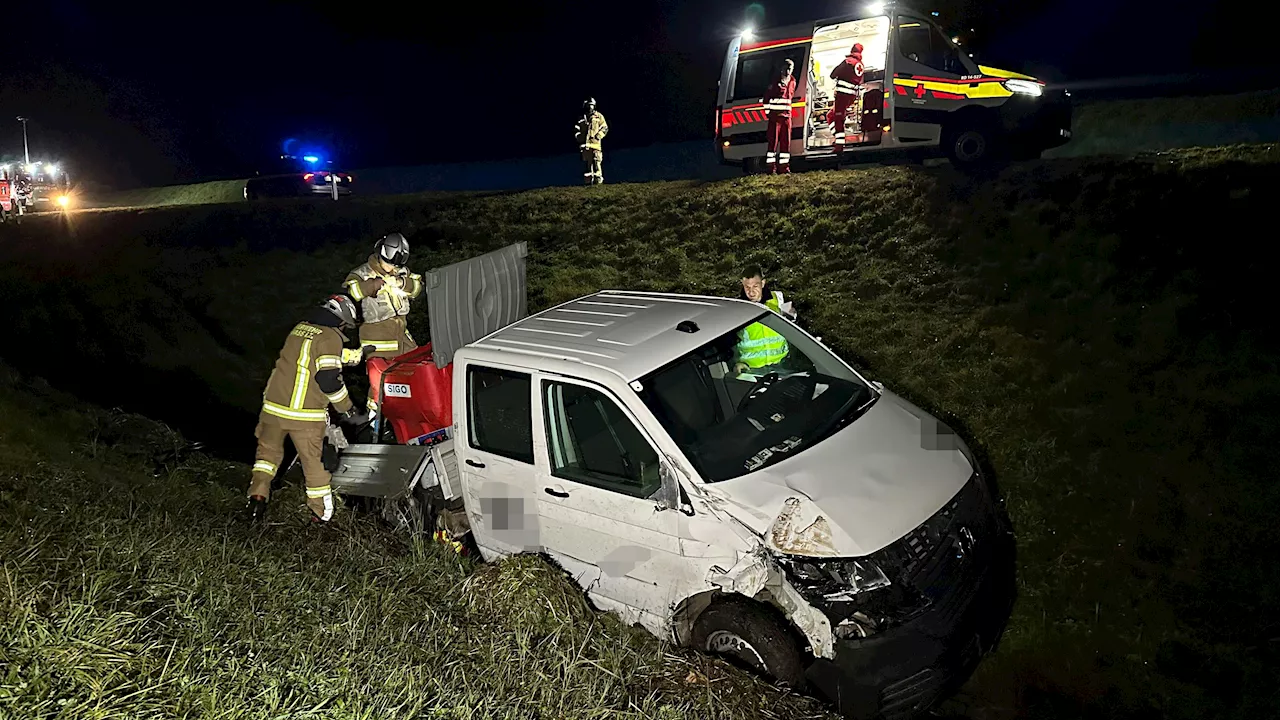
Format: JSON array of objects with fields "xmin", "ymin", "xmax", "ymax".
[
  {"xmin": 343, "ymin": 232, "xmax": 423, "ymax": 418},
  {"xmin": 763, "ymin": 59, "xmax": 797, "ymax": 174},
  {"xmin": 575, "ymin": 98, "xmax": 609, "ymax": 185},
  {"xmin": 248, "ymin": 295, "xmax": 369, "ymax": 523},
  {"xmin": 829, "ymin": 44, "xmax": 865, "ymax": 152}
]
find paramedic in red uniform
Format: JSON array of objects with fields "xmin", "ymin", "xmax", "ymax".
[
  {"xmin": 763, "ymin": 58, "xmax": 797, "ymax": 174},
  {"xmin": 829, "ymin": 43, "xmax": 865, "ymax": 152}
]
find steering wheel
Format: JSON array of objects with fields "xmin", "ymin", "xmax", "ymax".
[{"xmin": 737, "ymin": 372, "xmax": 780, "ymax": 413}]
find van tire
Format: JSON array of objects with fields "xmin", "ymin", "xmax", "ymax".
[
  {"xmin": 743, "ymin": 157, "xmax": 765, "ymax": 175},
  {"xmin": 943, "ymin": 122, "xmax": 1003, "ymax": 171},
  {"xmin": 692, "ymin": 598, "xmax": 807, "ymax": 689}
]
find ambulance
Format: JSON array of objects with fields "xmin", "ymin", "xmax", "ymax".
[{"xmin": 715, "ymin": 1, "xmax": 1072, "ymax": 172}]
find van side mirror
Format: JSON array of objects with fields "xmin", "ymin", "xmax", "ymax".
[{"xmin": 655, "ymin": 460, "xmax": 694, "ymax": 516}]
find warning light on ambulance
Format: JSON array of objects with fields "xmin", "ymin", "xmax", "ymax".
[
  {"xmin": 865, "ymin": 2, "xmax": 886, "ymax": 15},
  {"xmin": 740, "ymin": 27, "xmax": 756, "ymax": 41}
]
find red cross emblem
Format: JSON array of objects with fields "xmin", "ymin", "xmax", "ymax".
[{"xmin": 914, "ymin": 83, "xmax": 926, "ymax": 99}]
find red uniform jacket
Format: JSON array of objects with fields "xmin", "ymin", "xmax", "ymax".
[
  {"xmin": 831, "ymin": 54, "xmax": 865, "ymax": 94},
  {"xmin": 763, "ymin": 75, "xmax": 797, "ymax": 116}
]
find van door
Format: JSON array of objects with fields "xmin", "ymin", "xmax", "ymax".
[
  {"xmin": 888, "ymin": 13, "xmax": 983, "ymax": 146},
  {"xmin": 534, "ymin": 375, "xmax": 697, "ymax": 632},
  {"xmin": 454, "ymin": 362, "xmax": 544, "ymax": 561}
]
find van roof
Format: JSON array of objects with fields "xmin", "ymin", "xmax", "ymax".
[{"xmin": 470, "ymin": 290, "xmax": 765, "ymax": 381}]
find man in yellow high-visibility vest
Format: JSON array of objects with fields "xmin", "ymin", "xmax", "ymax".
[{"xmin": 734, "ymin": 265, "xmax": 798, "ymax": 375}]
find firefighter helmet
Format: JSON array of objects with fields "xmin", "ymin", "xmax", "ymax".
[
  {"xmin": 322, "ymin": 294, "xmax": 359, "ymax": 329},
  {"xmin": 584, "ymin": 97, "xmax": 596, "ymax": 111},
  {"xmin": 374, "ymin": 232, "xmax": 410, "ymax": 268}
]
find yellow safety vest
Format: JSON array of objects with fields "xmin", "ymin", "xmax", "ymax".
[{"xmin": 736, "ymin": 292, "xmax": 790, "ymax": 369}]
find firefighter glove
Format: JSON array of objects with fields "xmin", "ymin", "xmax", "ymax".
[{"xmin": 361, "ymin": 344, "xmax": 377, "ymax": 361}]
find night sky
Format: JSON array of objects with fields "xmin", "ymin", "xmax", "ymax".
[{"xmin": 5, "ymin": 0, "xmax": 1277, "ymax": 188}]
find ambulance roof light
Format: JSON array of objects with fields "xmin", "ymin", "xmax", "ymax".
[
  {"xmin": 741, "ymin": 27, "xmax": 755, "ymax": 41},
  {"xmin": 865, "ymin": 2, "xmax": 886, "ymax": 14}
]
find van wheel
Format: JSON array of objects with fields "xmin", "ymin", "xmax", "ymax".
[
  {"xmin": 742, "ymin": 157, "xmax": 765, "ymax": 175},
  {"xmin": 944, "ymin": 123, "xmax": 1003, "ymax": 171},
  {"xmin": 692, "ymin": 599, "xmax": 807, "ymax": 689}
]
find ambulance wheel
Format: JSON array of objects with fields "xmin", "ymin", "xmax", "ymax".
[
  {"xmin": 692, "ymin": 598, "xmax": 807, "ymax": 689},
  {"xmin": 944, "ymin": 123, "xmax": 1003, "ymax": 171},
  {"xmin": 743, "ymin": 157, "xmax": 765, "ymax": 175}
]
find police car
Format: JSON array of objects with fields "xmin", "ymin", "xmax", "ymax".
[{"xmin": 243, "ymin": 153, "xmax": 353, "ymax": 200}]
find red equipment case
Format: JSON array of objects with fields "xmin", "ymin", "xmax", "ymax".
[{"xmin": 367, "ymin": 344, "xmax": 454, "ymax": 445}]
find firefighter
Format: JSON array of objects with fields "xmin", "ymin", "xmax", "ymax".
[
  {"xmin": 763, "ymin": 59, "xmax": 797, "ymax": 174},
  {"xmin": 248, "ymin": 294, "xmax": 368, "ymax": 523},
  {"xmin": 575, "ymin": 98, "xmax": 609, "ymax": 185},
  {"xmin": 343, "ymin": 232, "xmax": 424, "ymax": 421},
  {"xmin": 829, "ymin": 44, "xmax": 865, "ymax": 152},
  {"xmin": 733, "ymin": 265, "xmax": 797, "ymax": 374}
]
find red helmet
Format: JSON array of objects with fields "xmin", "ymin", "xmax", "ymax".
[{"xmin": 850, "ymin": 43, "xmax": 864, "ymax": 55}]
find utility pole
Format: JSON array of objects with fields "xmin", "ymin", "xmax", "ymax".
[{"xmin": 15, "ymin": 117, "xmax": 29, "ymax": 165}]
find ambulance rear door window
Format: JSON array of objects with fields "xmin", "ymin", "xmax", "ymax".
[{"xmin": 732, "ymin": 48, "xmax": 803, "ymax": 102}]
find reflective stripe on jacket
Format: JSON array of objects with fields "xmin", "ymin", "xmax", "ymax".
[
  {"xmin": 762, "ymin": 75, "xmax": 797, "ymax": 116},
  {"xmin": 736, "ymin": 292, "xmax": 790, "ymax": 368},
  {"xmin": 575, "ymin": 111, "xmax": 609, "ymax": 151},
  {"xmin": 832, "ymin": 56, "xmax": 865, "ymax": 95},
  {"xmin": 262, "ymin": 322, "xmax": 355, "ymax": 423}
]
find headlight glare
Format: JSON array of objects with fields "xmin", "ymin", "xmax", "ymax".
[{"xmin": 1004, "ymin": 79, "xmax": 1043, "ymax": 97}]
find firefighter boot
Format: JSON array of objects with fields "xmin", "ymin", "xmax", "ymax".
[{"xmin": 248, "ymin": 495, "xmax": 268, "ymax": 524}]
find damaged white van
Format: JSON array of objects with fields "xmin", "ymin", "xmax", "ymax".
[{"xmin": 327, "ymin": 244, "xmax": 1017, "ymax": 720}]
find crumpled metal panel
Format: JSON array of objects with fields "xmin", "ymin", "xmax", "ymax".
[{"xmin": 425, "ymin": 242, "xmax": 528, "ymax": 369}]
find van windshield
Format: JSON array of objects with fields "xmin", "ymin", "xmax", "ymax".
[{"xmin": 634, "ymin": 312, "xmax": 876, "ymax": 483}]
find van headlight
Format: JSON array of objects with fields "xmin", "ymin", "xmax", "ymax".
[
  {"xmin": 1003, "ymin": 79, "xmax": 1043, "ymax": 97},
  {"xmin": 779, "ymin": 556, "xmax": 892, "ymax": 602}
]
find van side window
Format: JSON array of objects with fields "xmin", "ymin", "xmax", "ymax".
[
  {"xmin": 468, "ymin": 366, "xmax": 534, "ymax": 464},
  {"xmin": 731, "ymin": 47, "xmax": 804, "ymax": 102},
  {"xmin": 897, "ymin": 17, "xmax": 966, "ymax": 75},
  {"xmin": 543, "ymin": 381, "xmax": 661, "ymax": 498}
]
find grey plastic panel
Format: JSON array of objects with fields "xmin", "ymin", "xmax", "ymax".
[
  {"xmin": 426, "ymin": 242, "xmax": 529, "ymax": 368},
  {"xmin": 330, "ymin": 443, "xmax": 431, "ymax": 499}
]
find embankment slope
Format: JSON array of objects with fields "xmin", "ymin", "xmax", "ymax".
[{"xmin": 3, "ymin": 144, "xmax": 1279, "ymax": 718}]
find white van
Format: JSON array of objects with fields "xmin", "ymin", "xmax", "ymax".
[
  {"xmin": 714, "ymin": 1, "xmax": 1072, "ymax": 172},
  {"xmin": 328, "ymin": 244, "xmax": 1017, "ymax": 719}
]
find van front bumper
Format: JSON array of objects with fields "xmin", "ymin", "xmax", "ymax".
[
  {"xmin": 803, "ymin": 524, "xmax": 1016, "ymax": 720},
  {"xmin": 1001, "ymin": 90, "xmax": 1073, "ymax": 153}
]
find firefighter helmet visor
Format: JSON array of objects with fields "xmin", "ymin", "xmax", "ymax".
[{"xmin": 375, "ymin": 232, "xmax": 410, "ymax": 267}]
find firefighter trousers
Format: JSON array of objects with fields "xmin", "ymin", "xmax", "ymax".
[
  {"xmin": 766, "ymin": 114, "xmax": 791, "ymax": 173},
  {"xmin": 248, "ymin": 415, "xmax": 335, "ymax": 521},
  {"xmin": 582, "ymin": 148, "xmax": 603, "ymax": 184},
  {"xmin": 830, "ymin": 92, "xmax": 859, "ymax": 150}
]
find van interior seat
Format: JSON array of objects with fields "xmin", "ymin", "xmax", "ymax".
[{"xmin": 650, "ymin": 358, "xmax": 723, "ymax": 442}]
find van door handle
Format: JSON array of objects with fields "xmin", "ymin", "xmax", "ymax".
[
  {"xmin": 465, "ymin": 459, "xmax": 485, "ymax": 469},
  {"xmin": 544, "ymin": 487, "xmax": 569, "ymax": 498}
]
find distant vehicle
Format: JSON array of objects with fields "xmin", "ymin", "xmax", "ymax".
[
  {"xmin": 1, "ymin": 162, "xmax": 72, "ymax": 215},
  {"xmin": 243, "ymin": 152, "xmax": 354, "ymax": 200},
  {"xmin": 715, "ymin": 1, "xmax": 1072, "ymax": 172}
]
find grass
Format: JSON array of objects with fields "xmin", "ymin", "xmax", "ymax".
[
  {"xmin": 83, "ymin": 178, "xmax": 249, "ymax": 208},
  {"xmin": 1050, "ymin": 89, "xmax": 1280, "ymax": 158},
  {"xmin": 2, "ymin": 142, "xmax": 1280, "ymax": 718}
]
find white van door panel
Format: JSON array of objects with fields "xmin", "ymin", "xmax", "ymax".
[
  {"xmin": 455, "ymin": 361, "xmax": 542, "ymax": 559},
  {"xmin": 535, "ymin": 374, "xmax": 703, "ymax": 622}
]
